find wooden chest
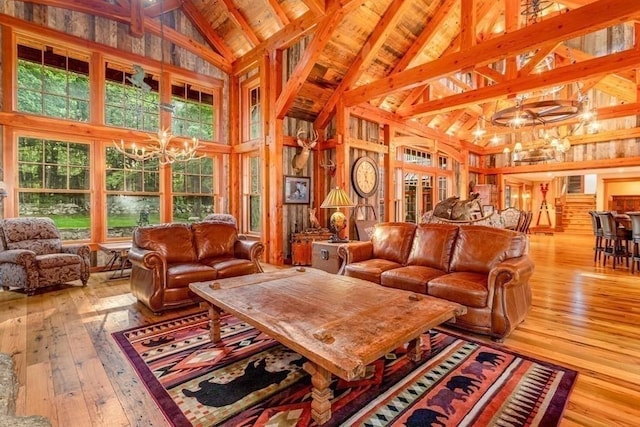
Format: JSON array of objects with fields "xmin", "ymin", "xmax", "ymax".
[
  {"xmin": 311, "ymin": 241, "xmax": 343, "ymax": 274},
  {"xmin": 291, "ymin": 231, "xmax": 333, "ymax": 266}
]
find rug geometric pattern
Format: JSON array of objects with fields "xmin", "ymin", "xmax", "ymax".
[{"xmin": 112, "ymin": 311, "xmax": 577, "ymax": 427}]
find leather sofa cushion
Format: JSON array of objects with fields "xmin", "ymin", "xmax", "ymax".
[
  {"xmin": 381, "ymin": 265, "xmax": 446, "ymax": 294},
  {"xmin": 192, "ymin": 222, "xmax": 237, "ymax": 261},
  {"xmin": 407, "ymin": 223, "xmax": 458, "ymax": 271},
  {"xmin": 166, "ymin": 263, "xmax": 217, "ymax": 289},
  {"xmin": 344, "ymin": 259, "xmax": 402, "ymax": 284},
  {"xmin": 205, "ymin": 257, "xmax": 258, "ymax": 279},
  {"xmin": 428, "ymin": 272, "xmax": 488, "ymax": 308},
  {"xmin": 450, "ymin": 225, "xmax": 526, "ymax": 274},
  {"xmin": 371, "ymin": 222, "xmax": 416, "ymax": 265},
  {"xmin": 135, "ymin": 223, "xmax": 197, "ymax": 263}
]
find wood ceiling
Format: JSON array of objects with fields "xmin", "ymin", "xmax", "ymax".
[{"xmin": 20, "ymin": 0, "xmax": 640, "ymax": 149}]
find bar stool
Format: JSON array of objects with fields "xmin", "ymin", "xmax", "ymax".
[
  {"xmin": 588, "ymin": 211, "xmax": 604, "ymax": 264},
  {"xmin": 628, "ymin": 212, "xmax": 640, "ymax": 274},
  {"xmin": 597, "ymin": 211, "xmax": 632, "ymax": 269}
]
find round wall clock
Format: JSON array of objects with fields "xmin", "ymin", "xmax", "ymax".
[{"xmin": 352, "ymin": 156, "xmax": 379, "ymax": 198}]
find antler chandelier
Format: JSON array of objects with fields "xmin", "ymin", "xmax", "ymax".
[
  {"xmin": 112, "ymin": 0, "xmax": 200, "ymax": 165},
  {"xmin": 114, "ymin": 129, "xmax": 200, "ymax": 165}
]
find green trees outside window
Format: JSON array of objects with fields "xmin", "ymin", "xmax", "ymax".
[
  {"xmin": 104, "ymin": 64, "xmax": 160, "ymax": 131},
  {"xmin": 172, "ymin": 83, "xmax": 215, "ymax": 141},
  {"xmin": 172, "ymin": 157, "xmax": 215, "ymax": 222},
  {"xmin": 18, "ymin": 137, "xmax": 91, "ymax": 240},
  {"xmin": 105, "ymin": 147, "xmax": 160, "ymax": 238},
  {"xmin": 17, "ymin": 44, "xmax": 90, "ymax": 121}
]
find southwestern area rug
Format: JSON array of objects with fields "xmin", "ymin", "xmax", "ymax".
[{"xmin": 112, "ymin": 311, "xmax": 577, "ymax": 427}]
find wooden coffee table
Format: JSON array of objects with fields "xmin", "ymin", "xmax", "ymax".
[{"xmin": 189, "ymin": 268, "xmax": 465, "ymax": 425}]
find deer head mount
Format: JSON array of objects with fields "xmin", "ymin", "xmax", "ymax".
[
  {"xmin": 292, "ymin": 128, "xmax": 318, "ymax": 175},
  {"xmin": 320, "ymin": 159, "xmax": 336, "ymax": 177}
]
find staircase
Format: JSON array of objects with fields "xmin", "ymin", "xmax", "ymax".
[{"xmin": 561, "ymin": 194, "xmax": 596, "ymax": 234}]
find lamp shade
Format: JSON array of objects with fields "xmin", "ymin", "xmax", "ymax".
[{"xmin": 320, "ymin": 187, "xmax": 354, "ymax": 209}]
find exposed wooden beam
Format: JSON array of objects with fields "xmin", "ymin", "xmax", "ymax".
[
  {"xmin": 232, "ymin": 11, "xmax": 320, "ymax": 75},
  {"xmin": 265, "ymin": 0, "xmax": 290, "ymax": 27},
  {"xmin": 460, "ymin": 0, "xmax": 476, "ymax": 50},
  {"xmin": 345, "ymin": 0, "xmax": 640, "ymax": 106},
  {"xmin": 474, "ymin": 65, "xmax": 505, "ymax": 83},
  {"xmin": 129, "ymin": 0, "xmax": 144, "ymax": 37},
  {"xmin": 301, "ymin": 0, "xmax": 326, "ymax": 15},
  {"xmin": 220, "ymin": 0, "xmax": 261, "ymax": 47},
  {"xmin": 399, "ymin": 48, "xmax": 640, "ymax": 118},
  {"xmin": 275, "ymin": 9, "xmax": 345, "ymax": 119},
  {"xmin": 144, "ymin": 0, "xmax": 183, "ymax": 18},
  {"xmin": 17, "ymin": 0, "xmax": 128, "ymax": 21},
  {"xmin": 144, "ymin": 20, "xmax": 232, "ymax": 73},
  {"xmin": 181, "ymin": 0, "xmax": 235, "ymax": 61},
  {"xmin": 517, "ymin": 42, "xmax": 563, "ymax": 77},
  {"xmin": 314, "ymin": 0, "xmax": 412, "ymax": 129}
]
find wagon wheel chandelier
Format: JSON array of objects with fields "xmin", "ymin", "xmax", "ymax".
[{"xmin": 490, "ymin": 98, "xmax": 584, "ymax": 128}]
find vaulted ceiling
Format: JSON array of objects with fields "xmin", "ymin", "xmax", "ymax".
[{"xmin": 22, "ymin": 0, "xmax": 640, "ymax": 149}]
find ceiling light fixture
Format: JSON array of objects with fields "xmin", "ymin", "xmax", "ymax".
[{"xmin": 112, "ymin": 0, "xmax": 199, "ymax": 165}]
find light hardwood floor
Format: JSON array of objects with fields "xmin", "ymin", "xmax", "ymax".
[{"xmin": 0, "ymin": 233, "xmax": 639, "ymax": 426}]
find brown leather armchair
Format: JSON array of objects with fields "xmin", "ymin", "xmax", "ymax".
[{"xmin": 129, "ymin": 221, "xmax": 264, "ymax": 314}]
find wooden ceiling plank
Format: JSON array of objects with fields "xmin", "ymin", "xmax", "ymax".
[
  {"xmin": 345, "ymin": 0, "xmax": 640, "ymax": 107},
  {"xmin": 391, "ymin": 0, "xmax": 457, "ymax": 74},
  {"xmin": 220, "ymin": 0, "xmax": 261, "ymax": 47},
  {"xmin": 314, "ymin": 0, "xmax": 412, "ymax": 129},
  {"xmin": 517, "ymin": 42, "xmax": 563, "ymax": 77},
  {"xmin": 129, "ymin": 0, "xmax": 144, "ymax": 38},
  {"xmin": 181, "ymin": 0, "xmax": 235, "ymax": 61},
  {"xmin": 275, "ymin": 9, "xmax": 346, "ymax": 119},
  {"xmin": 266, "ymin": 0, "xmax": 290, "ymax": 26},
  {"xmin": 400, "ymin": 48, "xmax": 640, "ymax": 119},
  {"xmin": 145, "ymin": 19, "xmax": 232, "ymax": 73},
  {"xmin": 232, "ymin": 11, "xmax": 320, "ymax": 75}
]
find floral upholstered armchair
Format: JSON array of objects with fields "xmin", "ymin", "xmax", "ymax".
[{"xmin": 0, "ymin": 217, "xmax": 90, "ymax": 295}]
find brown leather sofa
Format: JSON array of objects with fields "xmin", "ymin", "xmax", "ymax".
[
  {"xmin": 129, "ymin": 221, "xmax": 264, "ymax": 314},
  {"xmin": 338, "ymin": 222, "xmax": 534, "ymax": 341}
]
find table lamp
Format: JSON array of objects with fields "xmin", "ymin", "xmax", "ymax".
[{"xmin": 320, "ymin": 187, "xmax": 355, "ymax": 243}]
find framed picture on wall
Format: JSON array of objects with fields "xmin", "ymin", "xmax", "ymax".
[{"xmin": 284, "ymin": 176, "xmax": 310, "ymax": 204}]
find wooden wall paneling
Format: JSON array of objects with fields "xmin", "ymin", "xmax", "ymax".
[{"xmin": 385, "ymin": 124, "xmax": 395, "ymax": 222}]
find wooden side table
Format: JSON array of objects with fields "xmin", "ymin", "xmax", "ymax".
[
  {"xmin": 311, "ymin": 241, "xmax": 353, "ymax": 274},
  {"xmin": 98, "ymin": 241, "xmax": 133, "ymax": 279}
]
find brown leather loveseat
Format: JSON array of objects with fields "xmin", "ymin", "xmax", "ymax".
[
  {"xmin": 129, "ymin": 221, "xmax": 264, "ymax": 314},
  {"xmin": 338, "ymin": 222, "xmax": 534, "ymax": 341}
]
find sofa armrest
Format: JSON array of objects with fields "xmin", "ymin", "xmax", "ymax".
[
  {"xmin": 337, "ymin": 241, "xmax": 374, "ymax": 273},
  {"xmin": 61, "ymin": 244, "xmax": 91, "ymax": 267},
  {"xmin": 0, "ymin": 249, "xmax": 36, "ymax": 266},
  {"xmin": 487, "ymin": 255, "xmax": 535, "ymax": 340},
  {"xmin": 128, "ymin": 247, "xmax": 167, "ymax": 274},
  {"xmin": 234, "ymin": 240, "xmax": 265, "ymax": 272}
]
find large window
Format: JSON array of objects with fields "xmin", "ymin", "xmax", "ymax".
[
  {"xmin": 244, "ymin": 155, "xmax": 261, "ymax": 233},
  {"xmin": 17, "ymin": 137, "xmax": 91, "ymax": 240},
  {"xmin": 438, "ymin": 176, "xmax": 449, "ymax": 202},
  {"xmin": 172, "ymin": 158, "xmax": 215, "ymax": 222},
  {"xmin": 172, "ymin": 82, "xmax": 216, "ymax": 141},
  {"xmin": 17, "ymin": 41, "xmax": 90, "ymax": 121},
  {"xmin": 105, "ymin": 63, "xmax": 160, "ymax": 131},
  {"xmin": 105, "ymin": 148, "xmax": 160, "ymax": 238},
  {"xmin": 248, "ymin": 86, "xmax": 261, "ymax": 140}
]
